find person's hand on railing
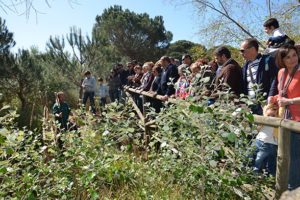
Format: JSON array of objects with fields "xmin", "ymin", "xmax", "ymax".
[
  {"xmin": 161, "ymin": 95, "xmax": 168, "ymax": 101},
  {"xmin": 149, "ymin": 91, "xmax": 157, "ymax": 98}
]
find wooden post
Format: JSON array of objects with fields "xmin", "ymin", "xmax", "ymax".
[
  {"xmin": 275, "ymin": 125, "xmax": 291, "ymax": 199},
  {"xmin": 142, "ymin": 95, "xmax": 147, "ymax": 118}
]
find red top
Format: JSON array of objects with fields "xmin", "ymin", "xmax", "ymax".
[{"xmin": 278, "ymin": 68, "xmax": 300, "ymax": 121}]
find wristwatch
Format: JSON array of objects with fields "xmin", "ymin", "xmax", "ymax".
[{"xmin": 290, "ymin": 98, "xmax": 295, "ymax": 105}]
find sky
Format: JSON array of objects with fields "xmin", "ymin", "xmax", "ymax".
[{"xmin": 2, "ymin": 0, "xmax": 201, "ymax": 53}]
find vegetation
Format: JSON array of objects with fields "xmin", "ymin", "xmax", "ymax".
[
  {"xmin": 171, "ymin": 0, "xmax": 299, "ymax": 47},
  {"xmin": 95, "ymin": 5, "xmax": 173, "ymax": 62},
  {"xmin": 0, "ymin": 1, "xmax": 297, "ymax": 197},
  {"xmin": 0, "ymin": 93, "xmax": 274, "ymax": 199}
]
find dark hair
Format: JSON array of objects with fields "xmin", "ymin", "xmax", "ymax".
[
  {"xmin": 160, "ymin": 56, "xmax": 171, "ymax": 63},
  {"xmin": 84, "ymin": 71, "xmax": 91, "ymax": 75},
  {"xmin": 264, "ymin": 18, "xmax": 279, "ymax": 29},
  {"xmin": 153, "ymin": 64, "xmax": 162, "ymax": 74},
  {"xmin": 276, "ymin": 44, "xmax": 299, "ymax": 68},
  {"xmin": 131, "ymin": 60, "xmax": 138, "ymax": 66},
  {"xmin": 110, "ymin": 68, "xmax": 117, "ymax": 77},
  {"xmin": 182, "ymin": 54, "xmax": 191, "ymax": 60},
  {"xmin": 169, "ymin": 56, "xmax": 175, "ymax": 62},
  {"xmin": 98, "ymin": 77, "xmax": 103, "ymax": 82},
  {"xmin": 214, "ymin": 46, "xmax": 231, "ymax": 59},
  {"xmin": 115, "ymin": 63, "xmax": 123, "ymax": 68},
  {"xmin": 245, "ymin": 38, "xmax": 259, "ymax": 51}
]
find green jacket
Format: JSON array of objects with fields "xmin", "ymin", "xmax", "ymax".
[{"xmin": 52, "ymin": 102, "xmax": 71, "ymax": 127}]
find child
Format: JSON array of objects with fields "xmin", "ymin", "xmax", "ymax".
[
  {"xmin": 98, "ymin": 78, "xmax": 108, "ymax": 107},
  {"xmin": 264, "ymin": 18, "xmax": 294, "ymax": 57},
  {"xmin": 250, "ymin": 97, "xmax": 279, "ymax": 176}
]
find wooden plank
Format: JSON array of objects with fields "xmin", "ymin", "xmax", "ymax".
[
  {"xmin": 275, "ymin": 126, "xmax": 291, "ymax": 199},
  {"xmin": 253, "ymin": 114, "xmax": 282, "ymax": 127},
  {"xmin": 280, "ymin": 119, "xmax": 300, "ymax": 133},
  {"xmin": 125, "ymin": 91, "xmax": 145, "ymax": 124}
]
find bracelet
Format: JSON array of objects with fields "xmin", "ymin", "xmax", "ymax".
[{"xmin": 290, "ymin": 98, "xmax": 295, "ymax": 105}]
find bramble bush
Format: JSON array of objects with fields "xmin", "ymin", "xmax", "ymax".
[{"xmin": 0, "ymin": 88, "xmax": 274, "ymax": 199}]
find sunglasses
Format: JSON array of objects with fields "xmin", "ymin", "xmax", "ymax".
[{"xmin": 240, "ymin": 46, "xmax": 251, "ymax": 53}]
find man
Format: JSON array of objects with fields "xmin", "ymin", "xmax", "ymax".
[
  {"xmin": 182, "ymin": 54, "xmax": 192, "ymax": 66},
  {"xmin": 178, "ymin": 54, "xmax": 192, "ymax": 74},
  {"xmin": 213, "ymin": 46, "xmax": 242, "ymax": 96},
  {"xmin": 53, "ymin": 92, "xmax": 74, "ymax": 130},
  {"xmin": 82, "ymin": 71, "xmax": 97, "ymax": 114},
  {"xmin": 160, "ymin": 56, "xmax": 179, "ymax": 101},
  {"xmin": 240, "ymin": 38, "xmax": 278, "ymax": 115},
  {"xmin": 116, "ymin": 63, "xmax": 128, "ymax": 104}
]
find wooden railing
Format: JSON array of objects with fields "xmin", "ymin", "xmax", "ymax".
[{"xmin": 124, "ymin": 87, "xmax": 300, "ymax": 199}]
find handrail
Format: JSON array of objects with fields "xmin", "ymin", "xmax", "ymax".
[{"xmin": 124, "ymin": 87, "xmax": 300, "ymax": 198}]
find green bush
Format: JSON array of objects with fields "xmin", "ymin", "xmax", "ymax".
[{"xmin": 0, "ymin": 93, "xmax": 274, "ymax": 199}]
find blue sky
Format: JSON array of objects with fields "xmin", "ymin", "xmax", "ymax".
[{"xmin": 3, "ymin": 0, "xmax": 201, "ymax": 52}]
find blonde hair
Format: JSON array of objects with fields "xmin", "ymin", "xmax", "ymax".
[{"xmin": 143, "ymin": 62, "xmax": 155, "ymax": 69}]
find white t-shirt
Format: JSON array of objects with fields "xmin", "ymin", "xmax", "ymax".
[{"xmin": 256, "ymin": 125, "xmax": 278, "ymax": 145}]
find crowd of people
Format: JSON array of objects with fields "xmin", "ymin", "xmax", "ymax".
[{"xmin": 53, "ymin": 18, "xmax": 300, "ymax": 190}]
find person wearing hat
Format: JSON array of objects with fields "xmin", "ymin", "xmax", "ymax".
[{"xmin": 82, "ymin": 71, "xmax": 97, "ymax": 114}]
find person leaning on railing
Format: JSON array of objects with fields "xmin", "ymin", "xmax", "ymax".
[{"xmin": 270, "ymin": 44, "xmax": 300, "ymax": 190}]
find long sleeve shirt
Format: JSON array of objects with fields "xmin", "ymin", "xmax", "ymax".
[
  {"xmin": 99, "ymin": 84, "xmax": 108, "ymax": 98},
  {"xmin": 82, "ymin": 76, "xmax": 97, "ymax": 92}
]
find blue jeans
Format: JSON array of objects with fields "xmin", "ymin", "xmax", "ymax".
[
  {"xmin": 83, "ymin": 91, "xmax": 96, "ymax": 113},
  {"xmin": 119, "ymin": 88, "xmax": 125, "ymax": 105},
  {"xmin": 288, "ymin": 131, "xmax": 300, "ymax": 190},
  {"xmin": 250, "ymin": 139, "xmax": 277, "ymax": 176}
]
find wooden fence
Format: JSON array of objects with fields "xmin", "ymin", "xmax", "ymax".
[{"xmin": 124, "ymin": 87, "xmax": 300, "ymax": 199}]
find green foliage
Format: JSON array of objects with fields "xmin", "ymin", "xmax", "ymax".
[
  {"xmin": 95, "ymin": 5, "xmax": 173, "ymax": 62},
  {"xmin": 172, "ymin": 0, "xmax": 299, "ymax": 48},
  {"xmin": 0, "ymin": 17, "xmax": 15, "ymax": 55},
  {"xmin": 0, "ymin": 90, "xmax": 274, "ymax": 199},
  {"xmin": 166, "ymin": 40, "xmax": 201, "ymax": 60}
]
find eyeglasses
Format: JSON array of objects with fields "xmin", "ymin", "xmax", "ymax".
[{"xmin": 240, "ymin": 46, "xmax": 251, "ymax": 53}]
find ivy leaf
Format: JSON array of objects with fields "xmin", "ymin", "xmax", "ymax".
[
  {"xmin": 228, "ymin": 133, "xmax": 237, "ymax": 143},
  {"xmin": 246, "ymin": 113, "xmax": 254, "ymax": 122},
  {"xmin": 209, "ymin": 160, "xmax": 217, "ymax": 167},
  {"xmin": 189, "ymin": 105, "xmax": 204, "ymax": 114},
  {"xmin": 0, "ymin": 167, "xmax": 7, "ymax": 174},
  {"xmin": 128, "ymin": 128, "xmax": 135, "ymax": 133},
  {"xmin": 6, "ymin": 148, "xmax": 13, "ymax": 155}
]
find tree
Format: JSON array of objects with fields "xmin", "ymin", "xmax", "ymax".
[
  {"xmin": 0, "ymin": 49, "xmax": 43, "ymax": 109},
  {"xmin": 0, "ymin": 0, "xmax": 77, "ymax": 18},
  {"xmin": 95, "ymin": 5, "xmax": 173, "ymax": 62},
  {"xmin": 171, "ymin": 0, "xmax": 299, "ymax": 47},
  {"xmin": 0, "ymin": 17, "xmax": 15, "ymax": 55},
  {"xmin": 166, "ymin": 40, "xmax": 199, "ymax": 60},
  {"xmin": 46, "ymin": 26, "xmax": 106, "ymax": 98}
]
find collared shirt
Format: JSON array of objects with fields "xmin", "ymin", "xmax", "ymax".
[
  {"xmin": 216, "ymin": 58, "xmax": 233, "ymax": 77},
  {"xmin": 271, "ymin": 28, "xmax": 285, "ymax": 37},
  {"xmin": 82, "ymin": 76, "xmax": 96, "ymax": 92}
]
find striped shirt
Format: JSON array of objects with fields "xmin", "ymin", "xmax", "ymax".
[{"xmin": 246, "ymin": 56, "xmax": 262, "ymax": 98}]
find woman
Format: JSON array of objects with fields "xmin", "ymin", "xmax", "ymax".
[
  {"xmin": 149, "ymin": 63, "xmax": 163, "ymax": 113},
  {"xmin": 107, "ymin": 69, "xmax": 121, "ymax": 103},
  {"xmin": 275, "ymin": 44, "xmax": 300, "ymax": 190}
]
